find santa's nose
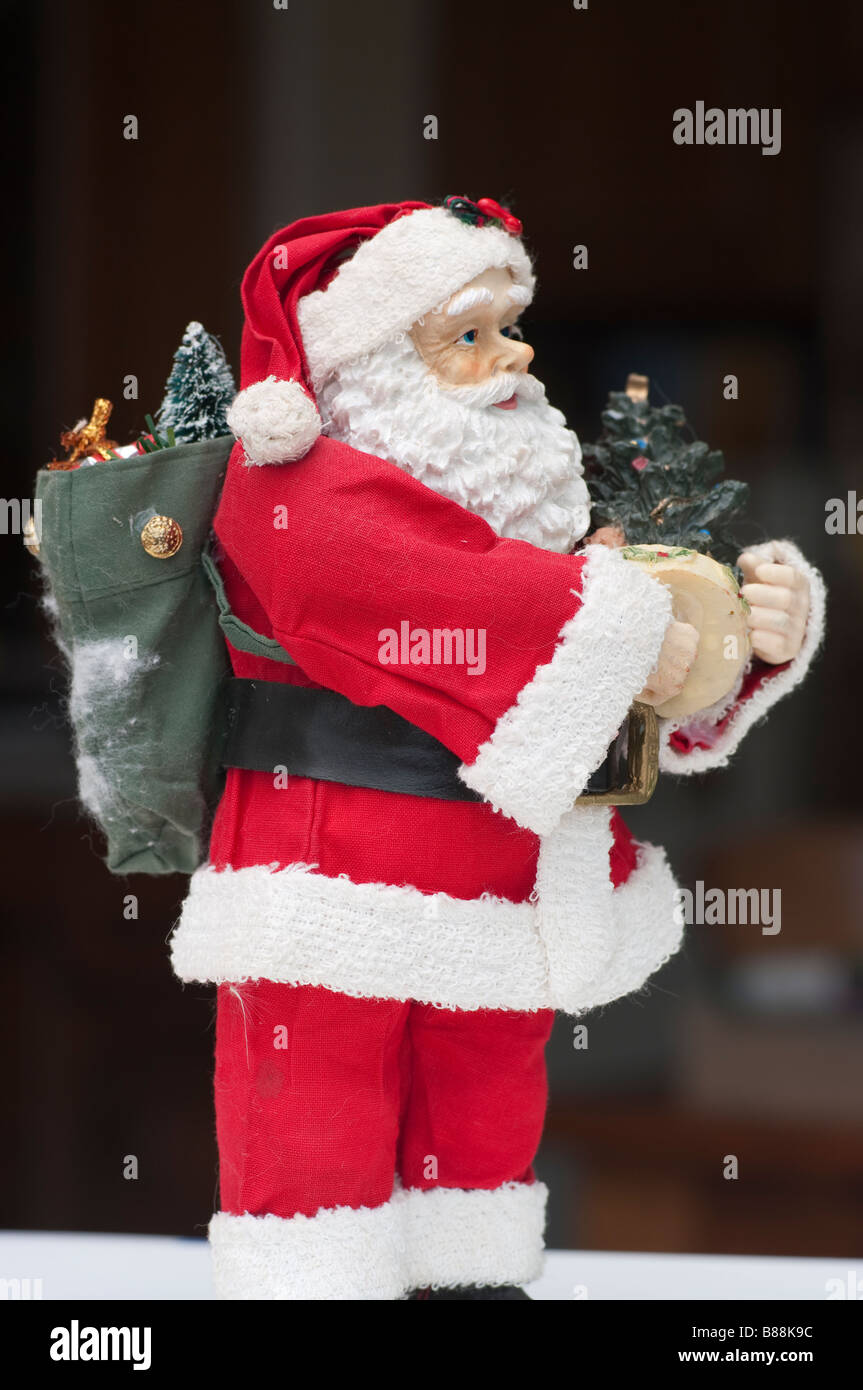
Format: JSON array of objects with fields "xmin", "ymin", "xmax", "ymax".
[{"xmin": 495, "ymin": 338, "xmax": 534, "ymax": 373}]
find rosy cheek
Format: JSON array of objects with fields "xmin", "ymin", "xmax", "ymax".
[
  {"xmin": 435, "ymin": 351, "xmax": 469, "ymax": 384},
  {"xmin": 426, "ymin": 343, "xmax": 492, "ymax": 386},
  {"xmin": 451, "ymin": 353, "xmax": 487, "ymax": 384},
  {"xmin": 468, "ymin": 356, "xmax": 488, "ymax": 381}
]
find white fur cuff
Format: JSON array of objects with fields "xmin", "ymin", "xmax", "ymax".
[
  {"xmin": 208, "ymin": 1180, "xmax": 547, "ymax": 1299},
  {"xmin": 403, "ymin": 1181, "xmax": 547, "ymax": 1292},
  {"xmin": 209, "ymin": 1201, "xmax": 404, "ymax": 1300},
  {"xmin": 226, "ymin": 376, "xmax": 322, "ymax": 465},
  {"xmin": 659, "ymin": 538, "xmax": 826, "ymax": 774},
  {"xmin": 457, "ymin": 544, "xmax": 673, "ymax": 836}
]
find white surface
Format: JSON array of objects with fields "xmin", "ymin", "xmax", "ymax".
[{"xmin": 0, "ymin": 1232, "xmax": 857, "ymax": 1300}]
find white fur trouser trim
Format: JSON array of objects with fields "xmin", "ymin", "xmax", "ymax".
[{"xmin": 209, "ymin": 1181, "xmax": 547, "ymax": 1300}]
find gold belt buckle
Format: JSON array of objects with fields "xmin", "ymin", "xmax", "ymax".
[{"xmin": 575, "ymin": 701, "xmax": 659, "ymax": 807}]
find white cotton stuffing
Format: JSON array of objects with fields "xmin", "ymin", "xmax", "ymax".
[
  {"xmin": 66, "ymin": 637, "xmax": 160, "ymax": 823},
  {"xmin": 38, "ymin": 587, "xmax": 72, "ymax": 662}
]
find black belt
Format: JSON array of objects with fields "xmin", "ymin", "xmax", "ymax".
[
  {"xmin": 220, "ymin": 677, "xmax": 621, "ymax": 803},
  {"xmin": 221, "ymin": 678, "xmax": 482, "ymax": 801}
]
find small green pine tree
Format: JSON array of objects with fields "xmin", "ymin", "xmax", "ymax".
[
  {"xmin": 582, "ymin": 383, "xmax": 749, "ymax": 568},
  {"xmin": 156, "ymin": 322, "xmax": 236, "ymax": 445}
]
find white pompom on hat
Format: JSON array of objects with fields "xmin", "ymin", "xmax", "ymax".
[{"xmin": 226, "ymin": 377, "xmax": 322, "ymax": 466}]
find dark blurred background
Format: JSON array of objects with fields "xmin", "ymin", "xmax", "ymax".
[{"xmin": 3, "ymin": 0, "xmax": 861, "ymax": 1256}]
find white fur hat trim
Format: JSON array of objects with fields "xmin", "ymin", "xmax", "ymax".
[{"xmin": 297, "ymin": 206, "xmax": 535, "ymax": 390}]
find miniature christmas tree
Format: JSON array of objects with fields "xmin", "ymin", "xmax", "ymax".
[
  {"xmin": 582, "ymin": 375, "xmax": 749, "ymax": 569},
  {"xmin": 156, "ymin": 321, "xmax": 236, "ymax": 446}
]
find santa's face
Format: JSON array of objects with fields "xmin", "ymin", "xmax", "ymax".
[
  {"xmin": 317, "ymin": 269, "xmax": 592, "ymax": 554},
  {"xmin": 409, "ymin": 266, "xmax": 534, "ymax": 400}
]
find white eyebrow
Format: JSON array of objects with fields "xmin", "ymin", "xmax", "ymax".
[
  {"xmin": 507, "ymin": 284, "xmax": 532, "ymax": 306},
  {"xmin": 445, "ymin": 286, "xmax": 495, "ymax": 316}
]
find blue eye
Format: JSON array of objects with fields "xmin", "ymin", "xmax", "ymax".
[
  {"xmin": 501, "ymin": 324, "xmax": 523, "ymax": 340},
  {"xmin": 458, "ymin": 329, "xmax": 478, "ymax": 345}
]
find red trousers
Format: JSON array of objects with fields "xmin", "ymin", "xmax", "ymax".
[{"xmin": 215, "ymin": 981, "xmax": 554, "ymax": 1218}]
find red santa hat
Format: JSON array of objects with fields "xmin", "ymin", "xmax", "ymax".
[{"xmin": 227, "ymin": 197, "xmax": 535, "ymax": 465}]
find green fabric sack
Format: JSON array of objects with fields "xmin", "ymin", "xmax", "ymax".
[{"xmin": 34, "ymin": 435, "xmax": 292, "ymax": 876}]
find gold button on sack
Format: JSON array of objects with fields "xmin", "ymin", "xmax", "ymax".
[{"xmin": 140, "ymin": 514, "xmax": 183, "ymax": 558}]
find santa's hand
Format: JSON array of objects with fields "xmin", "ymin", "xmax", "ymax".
[
  {"xmin": 584, "ymin": 524, "xmax": 626, "ymax": 550},
  {"xmin": 738, "ymin": 544, "xmax": 810, "ymax": 664},
  {"xmin": 637, "ymin": 620, "xmax": 699, "ymax": 708}
]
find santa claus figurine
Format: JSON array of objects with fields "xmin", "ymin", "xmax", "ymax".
[{"xmin": 170, "ymin": 197, "xmax": 824, "ymax": 1300}]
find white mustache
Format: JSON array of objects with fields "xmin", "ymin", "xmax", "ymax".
[{"xmin": 430, "ymin": 372, "xmax": 546, "ymax": 408}]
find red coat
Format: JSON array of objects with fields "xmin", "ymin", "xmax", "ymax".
[{"xmin": 171, "ymin": 433, "xmax": 825, "ymax": 1015}]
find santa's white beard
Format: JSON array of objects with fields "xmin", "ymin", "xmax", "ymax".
[{"xmin": 317, "ymin": 335, "xmax": 591, "ymax": 552}]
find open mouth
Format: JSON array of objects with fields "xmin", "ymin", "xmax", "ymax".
[{"xmin": 492, "ymin": 393, "xmax": 518, "ymax": 411}]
